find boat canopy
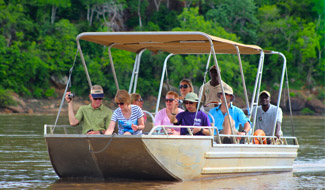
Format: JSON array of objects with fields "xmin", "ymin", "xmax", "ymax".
[{"xmin": 77, "ymin": 31, "xmax": 265, "ymax": 55}]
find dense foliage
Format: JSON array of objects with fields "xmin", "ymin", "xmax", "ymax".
[{"xmin": 0, "ymin": 0, "xmax": 323, "ymax": 104}]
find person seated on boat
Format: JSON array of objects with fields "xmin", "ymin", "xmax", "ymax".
[
  {"xmin": 178, "ymin": 79, "xmax": 194, "ymax": 106},
  {"xmin": 131, "ymin": 93, "xmax": 147, "ymax": 122},
  {"xmin": 199, "ymin": 65, "xmax": 230, "ymax": 111},
  {"xmin": 65, "ymin": 85, "xmax": 113, "ymax": 135},
  {"xmin": 154, "ymin": 91, "xmax": 184, "ymax": 135},
  {"xmin": 170, "ymin": 92, "xmax": 211, "ymax": 136},
  {"xmin": 105, "ymin": 90, "xmax": 144, "ymax": 135},
  {"xmin": 252, "ymin": 90, "xmax": 283, "ymax": 144},
  {"xmin": 208, "ymin": 84, "xmax": 251, "ymax": 143}
]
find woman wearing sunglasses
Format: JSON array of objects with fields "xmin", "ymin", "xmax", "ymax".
[
  {"xmin": 179, "ymin": 79, "xmax": 194, "ymax": 101},
  {"xmin": 154, "ymin": 91, "xmax": 184, "ymax": 135},
  {"xmin": 105, "ymin": 90, "xmax": 144, "ymax": 135},
  {"xmin": 131, "ymin": 93, "xmax": 147, "ymax": 122},
  {"xmin": 170, "ymin": 92, "xmax": 211, "ymax": 136}
]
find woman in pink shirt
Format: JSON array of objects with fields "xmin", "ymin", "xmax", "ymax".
[{"xmin": 154, "ymin": 91, "xmax": 184, "ymax": 135}]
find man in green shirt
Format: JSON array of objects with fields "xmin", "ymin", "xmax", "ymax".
[{"xmin": 65, "ymin": 85, "xmax": 113, "ymax": 134}]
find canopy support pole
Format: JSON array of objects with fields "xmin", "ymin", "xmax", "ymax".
[
  {"xmin": 208, "ymin": 40, "xmax": 237, "ymax": 144},
  {"xmin": 269, "ymin": 52, "xmax": 287, "ymax": 137},
  {"xmin": 250, "ymin": 51, "xmax": 264, "ymax": 134},
  {"xmin": 108, "ymin": 44, "xmax": 119, "ymax": 91},
  {"xmin": 77, "ymin": 40, "xmax": 92, "ymax": 88},
  {"xmin": 133, "ymin": 49, "xmax": 146, "ymax": 93},
  {"xmin": 155, "ymin": 53, "xmax": 174, "ymax": 114},
  {"xmin": 234, "ymin": 45, "xmax": 250, "ymax": 116},
  {"xmin": 129, "ymin": 49, "xmax": 146, "ymax": 94}
]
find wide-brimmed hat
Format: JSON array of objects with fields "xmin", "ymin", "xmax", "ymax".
[
  {"xmin": 184, "ymin": 92, "xmax": 199, "ymax": 102},
  {"xmin": 259, "ymin": 90, "xmax": 271, "ymax": 98},
  {"xmin": 91, "ymin": 85, "xmax": 104, "ymax": 98}
]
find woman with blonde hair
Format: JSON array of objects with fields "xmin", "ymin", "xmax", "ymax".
[
  {"xmin": 154, "ymin": 91, "xmax": 184, "ymax": 135},
  {"xmin": 105, "ymin": 90, "xmax": 144, "ymax": 135},
  {"xmin": 179, "ymin": 79, "xmax": 194, "ymax": 101}
]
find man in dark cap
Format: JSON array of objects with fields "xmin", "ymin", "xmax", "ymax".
[{"xmin": 65, "ymin": 85, "xmax": 113, "ymax": 135}]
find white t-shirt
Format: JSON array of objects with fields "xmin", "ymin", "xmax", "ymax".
[{"xmin": 252, "ymin": 104, "xmax": 283, "ymax": 136}]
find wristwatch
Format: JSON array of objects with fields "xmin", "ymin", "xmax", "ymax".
[{"xmin": 243, "ymin": 130, "xmax": 247, "ymax": 135}]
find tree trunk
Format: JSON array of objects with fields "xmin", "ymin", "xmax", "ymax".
[
  {"xmin": 51, "ymin": 5, "xmax": 57, "ymax": 24},
  {"xmin": 153, "ymin": 0, "xmax": 162, "ymax": 11},
  {"xmin": 138, "ymin": 0, "xmax": 142, "ymax": 29}
]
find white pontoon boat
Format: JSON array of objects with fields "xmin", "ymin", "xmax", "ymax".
[{"xmin": 44, "ymin": 31, "xmax": 298, "ymax": 181}]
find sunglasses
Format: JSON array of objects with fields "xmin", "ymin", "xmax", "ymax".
[
  {"xmin": 116, "ymin": 102, "xmax": 125, "ymax": 106},
  {"xmin": 183, "ymin": 101, "xmax": 194, "ymax": 105},
  {"xmin": 136, "ymin": 98, "xmax": 143, "ymax": 102},
  {"xmin": 93, "ymin": 98, "xmax": 103, "ymax": 100},
  {"xmin": 165, "ymin": 98, "xmax": 174, "ymax": 102},
  {"xmin": 179, "ymin": 84, "xmax": 189, "ymax": 89}
]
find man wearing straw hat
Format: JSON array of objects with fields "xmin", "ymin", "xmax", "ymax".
[
  {"xmin": 65, "ymin": 85, "xmax": 113, "ymax": 135},
  {"xmin": 252, "ymin": 90, "xmax": 283, "ymax": 143},
  {"xmin": 209, "ymin": 84, "xmax": 251, "ymax": 143}
]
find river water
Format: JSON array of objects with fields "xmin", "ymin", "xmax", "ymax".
[{"xmin": 0, "ymin": 115, "xmax": 324, "ymax": 189}]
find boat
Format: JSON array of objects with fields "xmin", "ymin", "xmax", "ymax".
[{"xmin": 44, "ymin": 31, "xmax": 299, "ymax": 181}]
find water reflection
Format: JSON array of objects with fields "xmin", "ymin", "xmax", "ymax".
[
  {"xmin": 49, "ymin": 172, "xmax": 299, "ymax": 190},
  {"xmin": 0, "ymin": 115, "xmax": 324, "ymax": 189}
]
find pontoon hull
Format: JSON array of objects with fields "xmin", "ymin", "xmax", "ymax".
[{"xmin": 45, "ymin": 135, "xmax": 298, "ymax": 181}]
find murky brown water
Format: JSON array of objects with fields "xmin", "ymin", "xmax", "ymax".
[{"xmin": 0, "ymin": 115, "xmax": 324, "ymax": 189}]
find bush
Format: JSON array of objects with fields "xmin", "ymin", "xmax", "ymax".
[
  {"xmin": 0, "ymin": 88, "xmax": 17, "ymax": 107},
  {"xmin": 300, "ymin": 107, "xmax": 315, "ymax": 115}
]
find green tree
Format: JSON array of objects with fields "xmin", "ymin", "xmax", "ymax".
[{"xmin": 205, "ymin": 0, "xmax": 259, "ymax": 43}]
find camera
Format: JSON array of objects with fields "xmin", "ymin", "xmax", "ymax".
[
  {"xmin": 178, "ymin": 99, "xmax": 183, "ymax": 104},
  {"xmin": 68, "ymin": 93, "xmax": 74, "ymax": 99}
]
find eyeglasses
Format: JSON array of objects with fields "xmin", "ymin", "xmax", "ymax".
[
  {"xmin": 136, "ymin": 98, "xmax": 143, "ymax": 102},
  {"xmin": 165, "ymin": 98, "xmax": 174, "ymax": 102},
  {"xmin": 179, "ymin": 84, "xmax": 189, "ymax": 89},
  {"xmin": 93, "ymin": 98, "xmax": 103, "ymax": 101},
  {"xmin": 183, "ymin": 101, "xmax": 194, "ymax": 105},
  {"xmin": 116, "ymin": 102, "xmax": 124, "ymax": 106}
]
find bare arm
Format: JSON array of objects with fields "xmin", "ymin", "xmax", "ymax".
[
  {"xmin": 192, "ymin": 127, "xmax": 211, "ymax": 136},
  {"xmin": 65, "ymin": 92, "xmax": 79, "ymax": 126},
  {"xmin": 131, "ymin": 117, "xmax": 145, "ymax": 132},
  {"xmin": 169, "ymin": 99, "xmax": 179, "ymax": 124},
  {"xmin": 105, "ymin": 121, "xmax": 116, "ymax": 135},
  {"xmin": 275, "ymin": 121, "xmax": 281, "ymax": 138}
]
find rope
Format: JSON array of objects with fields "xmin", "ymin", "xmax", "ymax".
[
  {"xmin": 52, "ymin": 49, "xmax": 79, "ymax": 134},
  {"xmin": 88, "ymin": 134, "xmax": 115, "ymax": 154}
]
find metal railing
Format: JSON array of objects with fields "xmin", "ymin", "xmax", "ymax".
[{"xmin": 44, "ymin": 124, "xmax": 298, "ymax": 146}]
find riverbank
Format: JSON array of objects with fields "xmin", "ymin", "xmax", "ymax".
[{"xmin": 1, "ymin": 90, "xmax": 324, "ymax": 115}]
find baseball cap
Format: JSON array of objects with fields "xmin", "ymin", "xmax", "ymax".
[
  {"xmin": 259, "ymin": 90, "xmax": 271, "ymax": 98},
  {"xmin": 91, "ymin": 85, "xmax": 104, "ymax": 98}
]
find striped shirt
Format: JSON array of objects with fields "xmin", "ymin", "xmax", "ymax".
[{"xmin": 111, "ymin": 105, "xmax": 144, "ymax": 135}]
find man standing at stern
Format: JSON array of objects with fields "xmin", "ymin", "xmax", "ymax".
[{"xmin": 65, "ymin": 85, "xmax": 113, "ymax": 135}]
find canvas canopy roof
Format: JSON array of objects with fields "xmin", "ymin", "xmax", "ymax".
[{"xmin": 77, "ymin": 31, "xmax": 264, "ymax": 55}]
